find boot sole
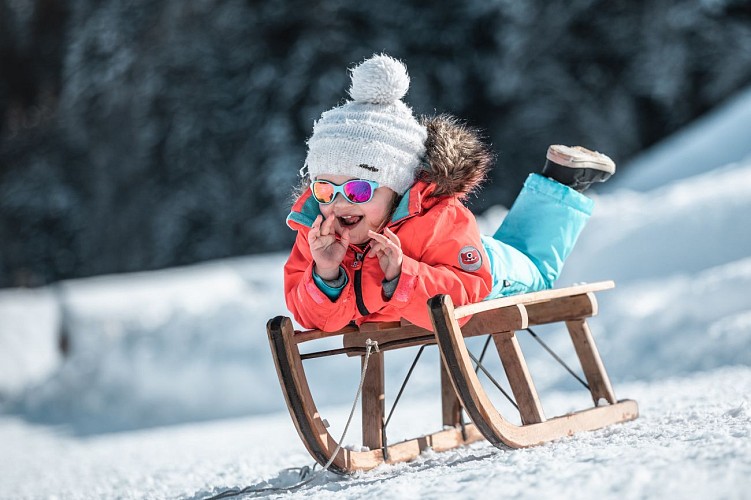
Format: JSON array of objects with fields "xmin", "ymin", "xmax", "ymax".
[{"xmin": 546, "ymin": 145, "xmax": 616, "ymax": 174}]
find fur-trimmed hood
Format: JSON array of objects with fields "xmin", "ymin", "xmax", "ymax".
[{"xmin": 420, "ymin": 114, "xmax": 494, "ymax": 199}]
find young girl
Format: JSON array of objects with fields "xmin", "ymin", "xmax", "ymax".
[{"xmin": 284, "ymin": 54, "xmax": 614, "ymax": 332}]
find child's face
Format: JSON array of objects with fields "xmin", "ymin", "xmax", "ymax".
[{"xmin": 315, "ymin": 174, "xmax": 396, "ymax": 245}]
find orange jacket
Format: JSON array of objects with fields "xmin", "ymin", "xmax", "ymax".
[{"xmin": 284, "ymin": 180, "xmax": 493, "ymax": 332}]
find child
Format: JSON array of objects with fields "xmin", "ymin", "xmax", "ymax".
[{"xmin": 284, "ymin": 54, "xmax": 614, "ymax": 332}]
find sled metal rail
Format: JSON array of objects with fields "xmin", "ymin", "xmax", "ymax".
[{"xmin": 267, "ymin": 280, "xmax": 638, "ymax": 474}]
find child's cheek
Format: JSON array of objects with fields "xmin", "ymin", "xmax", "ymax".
[
  {"xmin": 318, "ymin": 204, "xmax": 333, "ymax": 218},
  {"xmin": 362, "ymin": 203, "xmax": 390, "ymax": 229}
]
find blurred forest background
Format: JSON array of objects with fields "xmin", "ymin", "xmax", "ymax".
[{"xmin": 1, "ymin": 0, "xmax": 751, "ymax": 289}]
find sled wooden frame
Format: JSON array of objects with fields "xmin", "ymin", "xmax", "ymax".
[{"xmin": 267, "ymin": 280, "xmax": 638, "ymax": 474}]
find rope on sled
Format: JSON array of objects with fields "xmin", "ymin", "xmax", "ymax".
[
  {"xmin": 203, "ymin": 339, "xmax": 380, "ymax": 499},
  {"xmin": 525, "ymin": 327, "xmax": 590, "ymax": 390},
  {"xmin": 467, "ymin": 349, "xmax": 519, "ymax": 410}
]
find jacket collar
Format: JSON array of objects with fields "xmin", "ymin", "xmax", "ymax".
[{"xmin": 286, "ymin": 180, "xmax": 440, "ymax": 231}]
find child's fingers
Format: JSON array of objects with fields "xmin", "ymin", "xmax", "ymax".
[
  {"xmin": 375, "ymin": 231, "xmax": 400, "ymax": 254},
  {"xmin": 368, "ymin": 230, "xmax": 401, "ymax": 260},
  {"xmin": 367, "ymin": 231, "xmax": 387, "ymax": 257},
  {"xmin": 310, "ymin": 215, "xmax": 322, "ymax": 233},
  {"xmin": 383, "ymin": 239, "xmax": 399, "ymax": 255},
  {"xmin": 320, "ymin": 215, "xmax": 334, "ymax": 236},
  {"xmin": 340, "ymin": 228, "xmax": 350, "ymax": 248},
  {"xmin": 369, "ymin": 229, "xmax": 401, "ymax": 253},
  {"xmin": 367, "ymin": 230, "xmax": 389, "ymax": 246},
  {"xmin": 308, "ymin": 215, "xmax": 323, "ymax": 243},
  {"xmin": 383, "ymin": 227, "xmax": 401, "ymax": 248},
  {"xmin": 311, "ymin": 215, "xmax": 324, "ymax": 235},
  {"xmin": 367, "ymin": 243, "xmax": 380, "ymax": 258}
]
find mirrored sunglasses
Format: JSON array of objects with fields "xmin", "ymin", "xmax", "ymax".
[{"xmin": 310, "ymin": 179, "xmax": 379, "ymax": 204}]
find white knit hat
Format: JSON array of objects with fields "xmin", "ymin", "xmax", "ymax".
[{"xmin": 305, "ymin": 54, "xmax": 428, "ymax": 195}]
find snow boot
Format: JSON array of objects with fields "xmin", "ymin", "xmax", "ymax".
[{"xmin": 542, "ymin": 145, "xmax": 616, "ymax": 192}]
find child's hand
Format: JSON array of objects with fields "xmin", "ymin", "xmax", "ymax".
[
  {"xmin": 309, "ymin": 215, "xmax": 350, "ymax": 280},
  {"xmin": 368, "ymin": 228, "xmax": 402, "ymax": 281}
]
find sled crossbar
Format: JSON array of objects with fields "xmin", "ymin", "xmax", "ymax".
[{"xmin": 267, "ymin": 280, "xmax": 638, "ymax": 474}]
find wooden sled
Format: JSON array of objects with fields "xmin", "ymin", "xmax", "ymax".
[{"xmin": 267, "ymin": 281, "xmax": 638, "ymax": 474}]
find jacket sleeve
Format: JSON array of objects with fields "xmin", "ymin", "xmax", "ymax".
[
  {"xmin": 364, "ymin": 201, "xmax": 492, "ymax": 330},
  {"xmin": 283, "ymin": 230, "xmax": 357, "ymax": 332}
]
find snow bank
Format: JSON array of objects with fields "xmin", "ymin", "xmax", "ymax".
[
  {"xmin": 2, "ymin": 256, "xmax": 292, "ymax": 432},
  {"xmin": 612, "ymin": 84, "xmax": 751, "ymax": 191},
  {"xmin": 598, "ymin": 257, "xmax": 751, "ymax": 380},
  {"xmin": 551, "ymin": 160, "xmax": 751, "ymax": 384},
  {"xmin": 559, "ymin": 162, "xmax": 751, "ymax": 284},
  {"xmin": 0, "ymin": 288, "xmax": 60, "ymax": 401}
]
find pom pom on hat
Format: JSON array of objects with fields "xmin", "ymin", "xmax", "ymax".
[
  {"xmin": 305, "ymin": 54, "xmax": 427, "ymax": 196},
  {"xmin": 349, "ymin": 54, "xmax": 410, "ymax": 104}
]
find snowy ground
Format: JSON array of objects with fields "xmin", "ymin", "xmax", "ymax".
[
  {"xmin": 1, "ymin": 85, "xmax": 751, "ymax": 499},
  {"xmin": 1, "ymin": 367, "xmax": 749, "ymax": 499}
]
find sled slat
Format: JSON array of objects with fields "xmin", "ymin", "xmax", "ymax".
[
  {"xmin": 493, "ymin": 331, "xmax": 546, "ymax": 424},
  {"xmin": 566, "ymin": 319, "xmax": 617, "ymax": 405},
  {"xmin": 292, "ymin": 283, "xmax": 610, "ymax": 343},
  {"xmin": 441, "ymin": 361, "xmax": 463, "ymax": 427},
  {"xmin": 341, "ymin": 305, "xmax": 527, "ymax": 356},
  {"xmin": 453, "ymin": 281, "xmax": 614, "ymax": 319},
  {"xmin": 362, "ymin": 351, "xmax": 385, "ymax": 450},
  {"xmin": 292, "ymin": 324, "xmax": 362, "ymax": 344},
  {"xmin": 461, "ymin": 304, "xmax": 528, "ymax": 335},
  {"xmin": 526, "ymin": 292, "xmax": 598, "ymax": 325},
  {"xmin": 342, "ymin": 324, "xmax": 434, "ymax": 355},
  {"xmin": 376, "ymin": 424, "xmax": 485, "ymax": 463}
]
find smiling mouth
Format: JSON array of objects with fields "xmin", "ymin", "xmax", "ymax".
[{"xmin": 338, "ymin": 215, "xmax": 363, "ymax": 227}]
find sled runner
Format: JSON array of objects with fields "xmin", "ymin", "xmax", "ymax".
[{"xmin": 267, "ymin": 281, "xmax": 638, "ymax": 474}]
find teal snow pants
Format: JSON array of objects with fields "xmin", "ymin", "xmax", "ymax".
[{"xmin": 482, "ymin": 173, "xmax": 594, "ymax": 299}]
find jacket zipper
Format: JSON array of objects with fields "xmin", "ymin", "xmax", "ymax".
[{"xmin": 353, "ymin": 249, "xmax": 370, "ymax": 316}]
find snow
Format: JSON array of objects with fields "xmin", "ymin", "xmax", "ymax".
[
  {"xmin": 1, "ymin": 368, "xmax": 749, "ymax": 499},
  {"xmin": 608, "ymin": 83, "xmax": 751, "ymax": 192},
  {"xmin": 2, "ymin": 86, "xmax": 751, "ymax": 498},
  {"xmin": 0, "ymin": 288, "xmax": 60, "ymax": 398}
]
